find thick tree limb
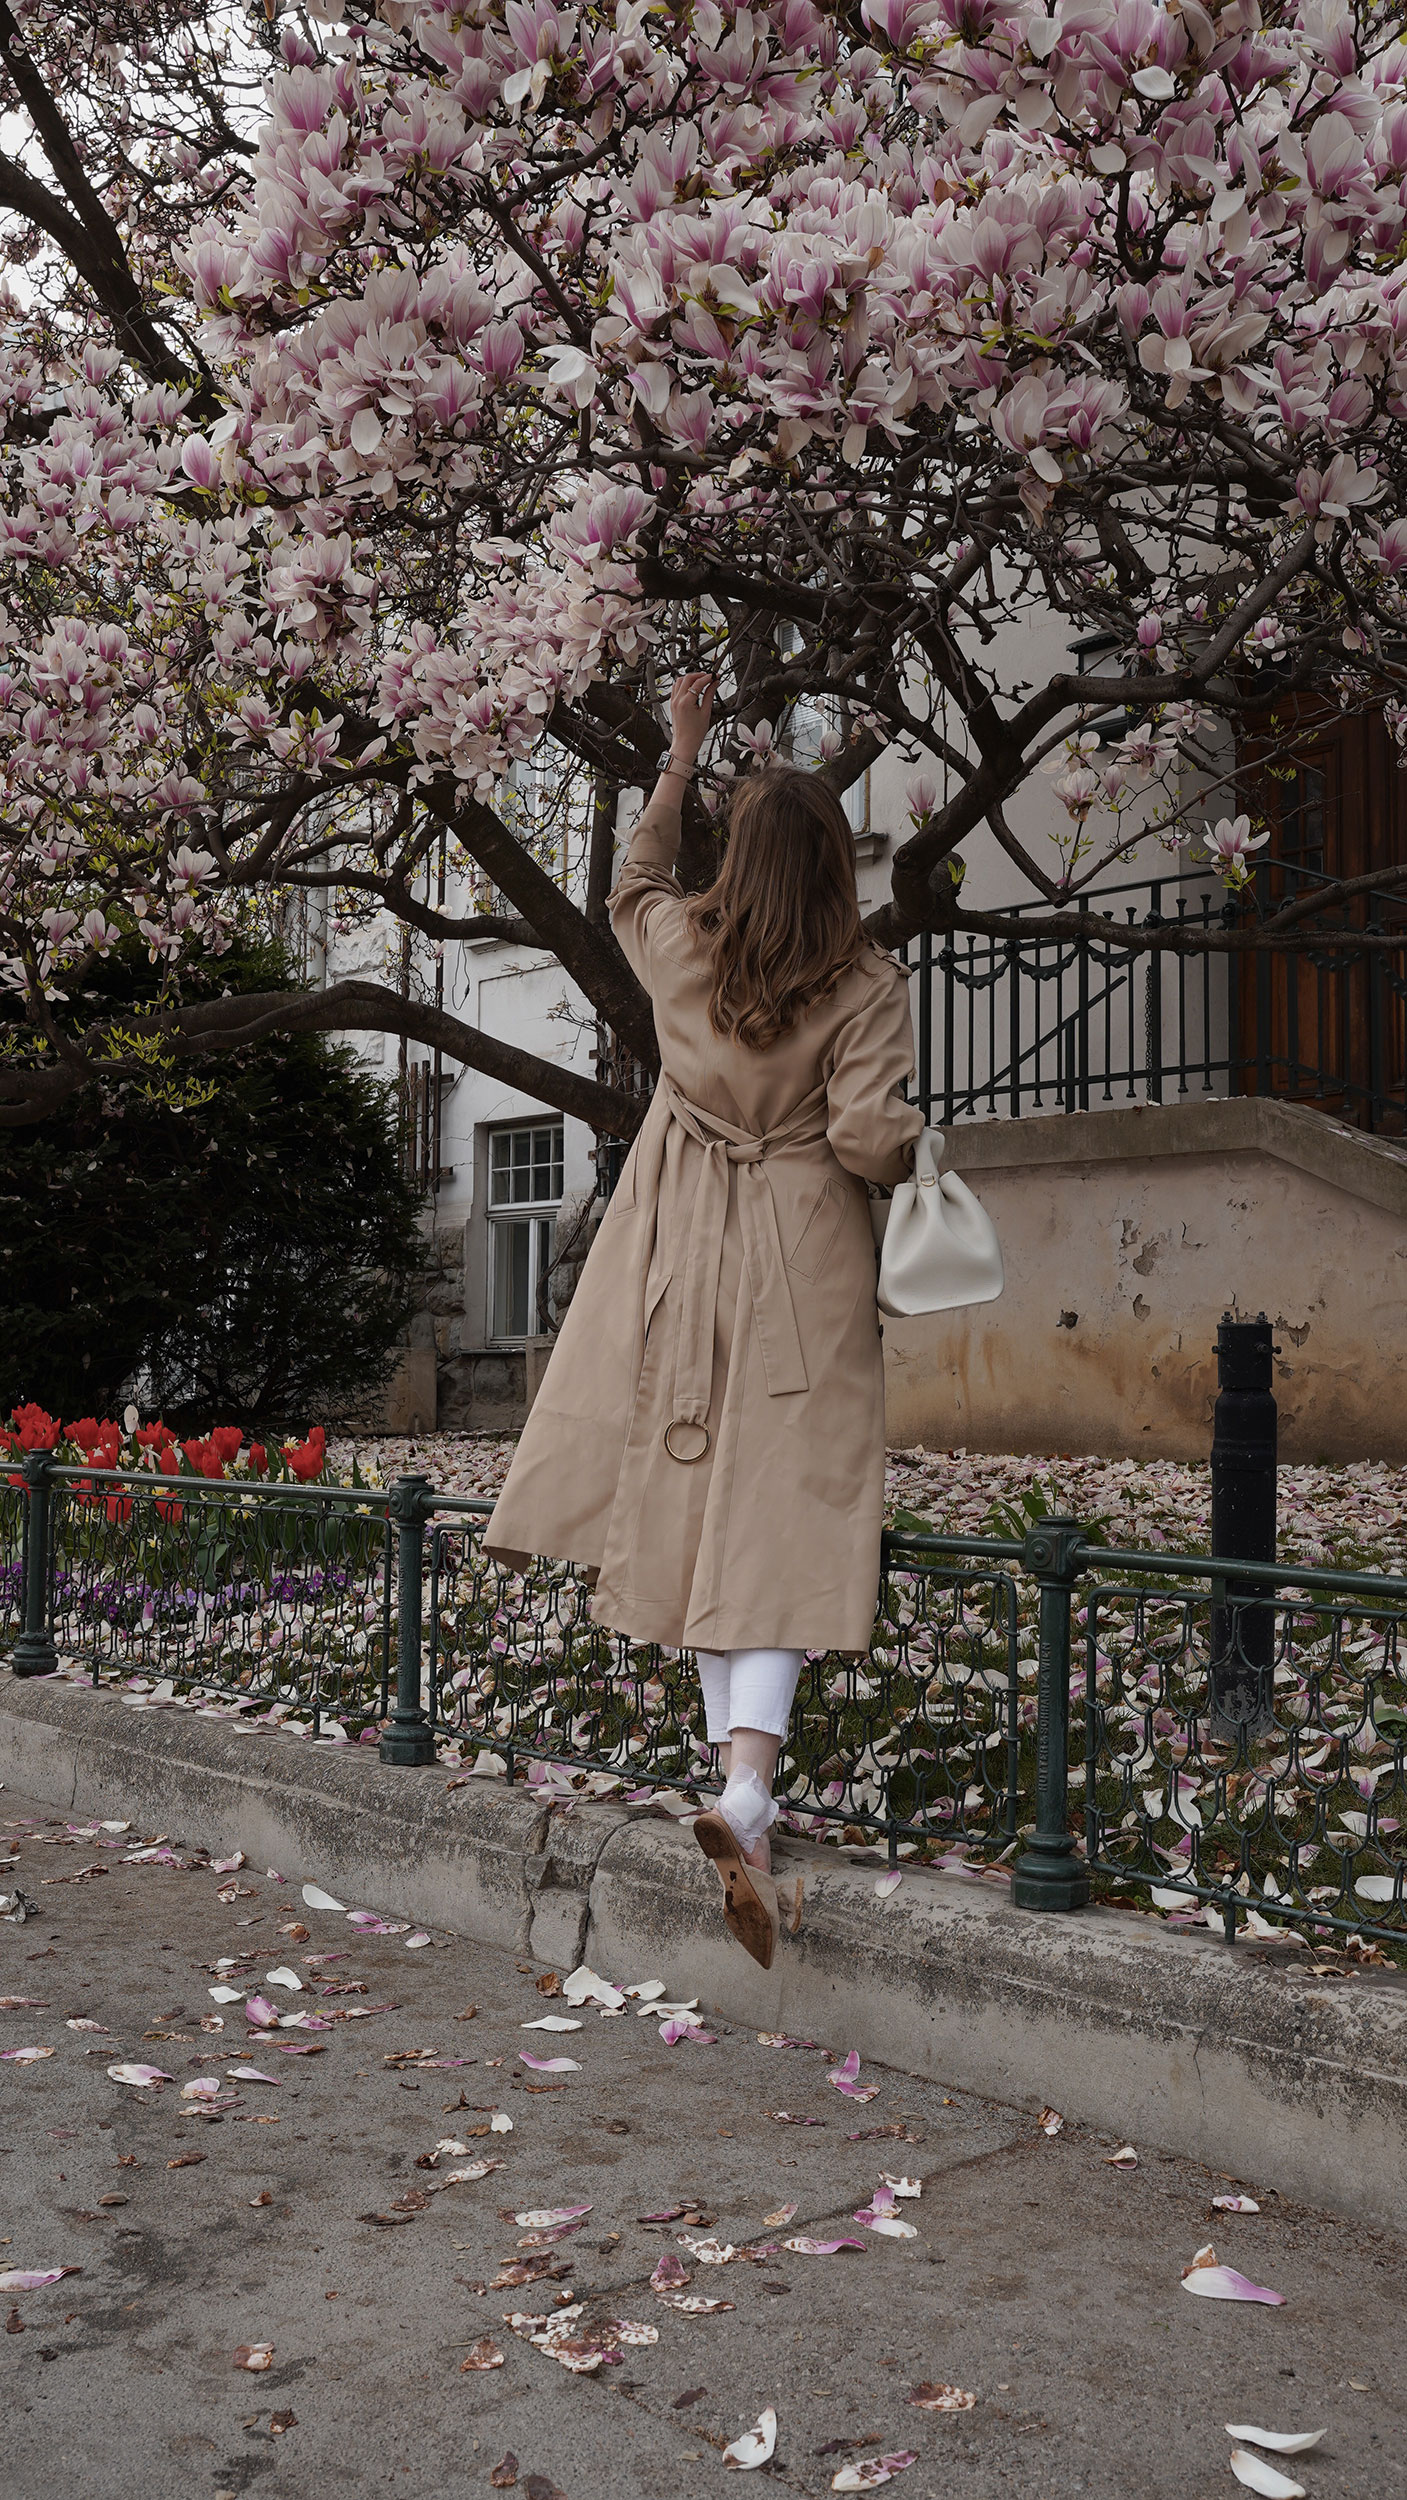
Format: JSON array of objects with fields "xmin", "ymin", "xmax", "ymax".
[{"xmin": 0, "ymin": 981, "xmax": 648, "ymax": 1137}]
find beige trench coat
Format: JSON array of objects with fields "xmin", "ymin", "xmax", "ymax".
[{"xmin": 483, "ymin": 789, "xmax": 925, "ymax": 1651}]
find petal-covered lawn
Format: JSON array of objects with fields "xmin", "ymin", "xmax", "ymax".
[{"xmin": 328, "ymin": 1435, "xmax": 1407, "ymax": 1579}]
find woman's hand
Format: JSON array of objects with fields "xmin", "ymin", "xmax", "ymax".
[{"xmin": 667, "ymin": 672, "xmax": 715, "ymax": 766}]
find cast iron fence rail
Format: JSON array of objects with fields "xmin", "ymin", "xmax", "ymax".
[
  {"xmin": 4, "ymin": 1463, "xmax": 1404, "ymax": 1944},
  {"xmin": 905, "ymin": 863, "xmax": 1407, "ymax": 1134}
]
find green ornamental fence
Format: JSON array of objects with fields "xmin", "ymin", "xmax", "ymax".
[{"xmin": 2, "ymin": 1455, "xmax": 1404, "ymax": 1948}]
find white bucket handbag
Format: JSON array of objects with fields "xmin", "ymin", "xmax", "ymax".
[{"xmin": 871, "ymin": 1127, "xmax": 1004, "ymax": 1317}]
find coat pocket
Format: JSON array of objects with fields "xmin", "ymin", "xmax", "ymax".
[{"xmin": 787, "ymin": 1176, "xmax": 848, "ymax": 1278}]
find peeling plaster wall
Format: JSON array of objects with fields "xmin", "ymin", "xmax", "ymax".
[{"xmin": 882, "ymin": 1099, "xmax": 1407, "ymax": 1462}]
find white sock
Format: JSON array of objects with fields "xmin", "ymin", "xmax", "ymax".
[{"xmin": 719, "ymin": 1766, "xmax": 778, "ymax": 1853}]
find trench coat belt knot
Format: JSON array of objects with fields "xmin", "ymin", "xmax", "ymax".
[{"xmin": 659, "ymin": 1075, "xmax": 831, "ymax": 1457}]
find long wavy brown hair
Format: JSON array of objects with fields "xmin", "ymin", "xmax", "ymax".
[{"xmin": 682, "ymin": 766, "xmax": 866, "ymax": 1050}]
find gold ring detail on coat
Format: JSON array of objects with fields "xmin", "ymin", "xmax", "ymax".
[{"xmin": 664, "ymin": 1419, "xmax": 711, "ymax": 1463}]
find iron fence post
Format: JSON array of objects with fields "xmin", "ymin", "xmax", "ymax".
[
  {"xmin": 12, "ymin": 1451, "xmax": 58, "ymax": 1678},
  {"xmin": 379, "ymin": 1473, "xmax": 436, "ymax": 1765},
  {"xmin": 1011, "ymin": 1518, "xmax": 1090, "ymax": 1910},
  {"xmin": 1209, "ymin": 1313, "xmax": 1277, "ymax": 1738}
]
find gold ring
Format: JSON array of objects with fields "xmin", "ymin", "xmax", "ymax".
[{"xmin": 664, "ymin": 1419, "xmax": 711, "ymax": 1462}]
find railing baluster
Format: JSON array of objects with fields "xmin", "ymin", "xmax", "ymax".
[
  {"xmin": 379, "ymin": 1473, "xmax": 436, "ymax": 1765},
  {"xmin": 12, "ymin": 1452, "xmax": 58, "ymax": 1678}
]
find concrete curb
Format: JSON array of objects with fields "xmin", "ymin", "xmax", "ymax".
[{"xmin": 4, "ymin": 1674, "xmax": 1404, "ymax": 2226}]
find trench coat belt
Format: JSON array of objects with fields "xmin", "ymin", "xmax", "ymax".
[{"xmin": 661, "ymin": 1076, "xmax": 831, "ymax": 1440}]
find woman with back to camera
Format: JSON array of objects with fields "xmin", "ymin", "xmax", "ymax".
[{"xmin": 485, "ymin": 674, "xmax": 923, "ymax": 1969}]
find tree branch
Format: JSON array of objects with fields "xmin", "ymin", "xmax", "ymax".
[
  {"xmin": 0, "ymin": 982, "xmax": 648, "ymax": 1138},
  {"xmin": 0, "ymin": 4, "xmax": 217, "ymax": 412}
]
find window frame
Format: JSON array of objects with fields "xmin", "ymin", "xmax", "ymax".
[{"xmin": 484, "ymin": 1120, "xmax": 564, "ymax": 1342}]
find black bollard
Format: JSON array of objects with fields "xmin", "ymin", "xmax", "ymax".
[{"xmin": 1208, "ymin": 1311, "xmax": 1277, "ymax": 1738}]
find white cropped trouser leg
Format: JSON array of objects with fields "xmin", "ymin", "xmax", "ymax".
[
  {"xmin": 693, "ymin": 1648, "xmax": 805, "ymax": 1853},
  {"xmin": 694, "ymin": 1647, "xmax": 805, "ymax": 1745}
]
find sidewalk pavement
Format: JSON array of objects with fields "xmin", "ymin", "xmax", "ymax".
[
  {"xmin": 4, "ymin": 1673, "xmax": 1405, "ymax": 2228},
  {"xmin": 1, "ymin": 1784, "xmax": 1403, "ymax": 2500}
]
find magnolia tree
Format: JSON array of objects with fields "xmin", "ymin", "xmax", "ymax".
[{"xmin": 1, "ymin": 0, "xmax": 1406, "ymax": 1133}]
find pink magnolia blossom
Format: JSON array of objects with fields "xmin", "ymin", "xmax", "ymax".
[{"xmin": 1, "ymin": 0, "xmax": 1405, "ymax": 1063}]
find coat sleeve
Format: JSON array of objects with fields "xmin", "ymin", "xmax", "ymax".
[
  {"xmin": 607, "ymin": 783, "xmax": 690, "ymax": 993},
  {"xmin": 825, "ymin": 955, "xmax": 926, "ymax": 1187}
]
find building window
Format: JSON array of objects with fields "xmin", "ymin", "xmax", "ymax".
[{"xmin": 487, "ymin": 1122, "xmax": 563, "ymax": 1338}]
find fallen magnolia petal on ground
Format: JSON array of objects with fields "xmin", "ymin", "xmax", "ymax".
[
  {"xmin": 723, "ymin": 2407, "xmax": 778, "ymax": 2470},
  {"xmin": 1105, "ymin": 2145, "xmax": 1139, "ymax": 2167},
  {"xmin": 520, "ymin": 2017, "xmax": 583, "ymax": 2033},
  {"xmin": 1225, "ymin": 2429, "xmax": 1326, "ymax": 2456},
  {"xmin": 513, "ymin": 2205, "xmax": 592, "ymax": 2229},
  {"xmin": 442, "ymin": 2162, "xmax": 503, "ymax": 2184},
  {"xmin": 107, "ymin": 2063, "xmax": 172, "ymax": 2088},
  {"xmin": 180, "ymin": 2078, "xmax": 222, "ymax": 2101},
  {"xmin": 227, "ymin": 2066, "xmax": 281, "ymax": 2086},
  {"xmin": 1212, "ymin": 2195, "xmax": 1261, "ymax": 2214},
  {"xmin": 506, "ymin": 2302, "xmax": 617, "ymax": 2374},
  {"xmin": 208, "ymin": 1986, "xmax": 244, "ymax": 2005},
  {"xmin": 518, "ymin": 2053, "xmax": 580, "ymax": 2073},
  {"xmin": 660, "ymin": 2017, "xmax": 716, "ymax": 2046},
  {"xmin": 1037, "ymin": 2107, "xmax": 1064, "ymax": 2136},
  {"xmin": 656, "ymin": 2292, "xmax": 736, "ymax": 2314},
  {"xmin": 907, "ymin": 2384, "xmax": 977, "ymax": 2412},
  {"xmin": 0, "ymin": 2046, "xmax": 54, "ymax": 2062},
  {"xmin": 406, "ymin": 1932, "xmax": 432, "ymax": 1949},
  {"xmin": 1230, "ymin": 2450, "xmax": 1307, "ymax": 2499},
  {"xmin": 874, "ymin": 1871, "xmax": 903, "ymax": 1899},
  {"xmin": 263, "ymin": 1967, "xmax": 302, "ymax": 1992},
  {"xmin": 832, "ymin": 2450, "xmax": 919, "ymax": 2492},
  {"xmin": 855, "ymin": 2209, "xmax": 919, "ymax": 2239},
  {"xmin": 211, "ymin": 1854, "xmax": 245, "ymax": 1874},
  {"xmin": 460, "ymin": 2338, "xmax": 505, "ymax": 2371},
  {"xmin": 301, "ymin": 1884, "xmax": 345, "ymax": 1911},
  {"xmin": 766, "ymin": 2111, "xmax": 824, "ymax": 2126},
  {"xmin": 243, "ymin": 1996, "xmax": 279, "ymax": 2028},
  {"xmin": 233, "ymin": 2343, "xmax": 274, "ymax": 2371},
  {"xmin": 827, "ymin": 2051, "xmax": 878, "ymax": 2102},
  {"xmin": 1181, "ymin": 2262, "xmax": 1284, "ymax": 2306},
  {"xmin": 604, "ymin": 2319, "xmax": 659, "ymax": 2346},
  {"xmin": 763, "ymin": 2203, "xmax": 799, "ymax": 2227},
  {"xmin": 880, "ymin": 2175, "xmax": 921, "ymax": 2199},
  {"xmin": 0, "ymin": 2268, "xmax": 80, "ymax": 2291},
  {"xmin": 562, "ymin": 1966, "xmax": 626, "ymax": 2010}
]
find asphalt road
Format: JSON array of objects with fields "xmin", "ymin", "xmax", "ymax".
[{"xmin": 1, "ymin": 1782, "xmax": 1403, "ymax": 2500}]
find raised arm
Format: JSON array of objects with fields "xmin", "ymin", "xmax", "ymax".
[
  {"xmin": 825, "ymin": 956, "xmax": 926, "ymax": 1187},
  {"xmin": 608, "ymin": 673, "xmax": 715, "ymax": 989}
]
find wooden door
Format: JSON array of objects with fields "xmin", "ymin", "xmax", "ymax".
[{"xmin": 1237, "ymin": 706, "xmax": 1407, "ymax": 1133}]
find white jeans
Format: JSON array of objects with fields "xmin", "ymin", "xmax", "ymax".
[{"xmin": 695, "ymin": 1647, "xmax": 804, "ymax": 1745}]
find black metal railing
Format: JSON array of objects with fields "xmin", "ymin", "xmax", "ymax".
[
  {"xmin": 907, "ymin": 864, "xmax": 1407, "ymax": 1135},
  {"xmin": 4, "ymin": 1461, "xmax": 1405, "ymax": 1948}
]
